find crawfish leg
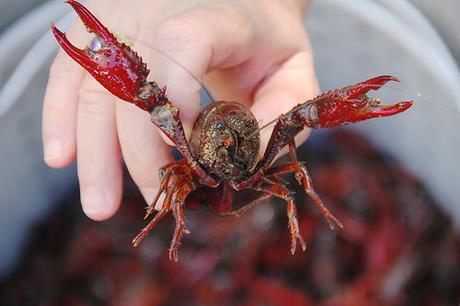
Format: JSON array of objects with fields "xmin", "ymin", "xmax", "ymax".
[
  {"xmin": 134, "ymin": 160, "xmax": 190, "ymax": 246},
  {"xmin": 288, "ymin": 140, "xmax": 343, "ymax": 230},
  {"xmin": 231, "ymin": 113, "xmax": 303, "ymax": 191},
  {"xmin": 220, "ymin": 191, "xmax": 273, "ymax": 217},
  {"xmin": 132, "ymin": 185, "xmax": 175, "ymax": 247},
  {"xmin": 251, "ymin": 177, "xmax": 307, "ymax": 254},
  {"xmin": 144, "ymin": 160, "xmax": 191, "ymax": 219},
  {"xmin": 225, "ymin": 176, "xmax": 306, "ymax": 254},
  {"xmin": 169, "ymin": 180, "xmax": 196, "ymax": 262},
  {"xmin": 149, "ymin": 103, "xmax": 218, "ymax": 187}
]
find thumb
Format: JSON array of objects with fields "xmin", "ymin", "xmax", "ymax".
[
  {"xmin": 251, "ymin": 51, "xmax": 319, "ymax": 157},
  {"xmin": 135, "ymin": 6, "xmax": 255, "ymax": 141}
]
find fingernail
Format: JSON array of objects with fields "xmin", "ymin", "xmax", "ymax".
[
  {"xmin": 44, "ymin": 139, "xmax": 62, "ymax": 162},
  {"xmin": 81, "ymin": 186, "xmax": 110, "ymax": 220},
  {"xmin": 140, "ymin": 187, "xmax": 158, "ymax": 205}
]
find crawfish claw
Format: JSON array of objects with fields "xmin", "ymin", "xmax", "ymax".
[
  {"xmin": 300, "ymin": 75, "xmax": 413, "ymax": 129},
  {"xmin": 51, "ymin": 1, "xmax": 161, "ymax": 110},
  {"xmin": 341, "ymin": 75, "xmax": 413, "ymax": 121},
  {"xmin": 343, "ymin": 75, "xmax": 400, "ymax": 99},
  {"xmin": 64, "ymin": 0, "xmax": 115, "ymax": 43}
]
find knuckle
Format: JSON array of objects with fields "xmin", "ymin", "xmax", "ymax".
[
  {"xmin": 133, "ymin": 171, "xmax": 158, "ymax": 188},
  {"xmin": 153, "ymin": 12, "xmax": 205, "ymax": 47},
  {"xmin": 48, "ymin": 54, "xmax": 78, "ymax": 80},
  {"xmin": 78, "ymin": 79, "xmax": 114, "ymax": 112}
]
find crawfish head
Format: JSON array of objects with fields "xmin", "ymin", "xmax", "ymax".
[{"xmin": 190, "ymin": 101, "xmax": 260, "ymax": 181}]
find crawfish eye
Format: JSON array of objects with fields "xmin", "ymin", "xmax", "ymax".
[
  {"xmin": 159, "ymin": 169, "xmax": 165, "ymax": 180},
  {"xmin": 234, "ymin": 155, "xmax": 248, "ymax": 170},
  {"xmin": 215, "ymin": 122, "xmax": 225, "ymax": 130}
]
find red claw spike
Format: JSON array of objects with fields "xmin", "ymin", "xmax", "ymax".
[
  {"xmin": 65, "ymin": 0, "xmax": 117, "ymax": 44},
  {"xmin": 342, "ymin": 75, "xmax": 400, "ymax": 99},
  {"xmin": 296, "ymin": 75, "xmax": 413, "ymax": 129},
  {"xmin": 51, "ymin": 1, "xmax": 163, "ymax": 111}
]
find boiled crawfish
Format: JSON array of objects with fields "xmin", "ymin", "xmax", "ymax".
[{"xmin": 51, "ymin": 0, "xmax": 413, "ymax": 261}]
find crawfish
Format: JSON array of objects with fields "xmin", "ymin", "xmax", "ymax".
[{"xmin": 51, "ymin": 0, "xmax": 413, "ymax": 261}]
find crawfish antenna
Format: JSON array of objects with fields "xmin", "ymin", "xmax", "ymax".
[
  {"xmin": 150, "ymin": 47, "xmax": 215, "ymax": 104},
  {"xmin": 243, "ymin": 118, "xmax": 278, "ymax": 141}
]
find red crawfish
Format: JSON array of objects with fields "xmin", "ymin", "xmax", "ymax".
[{"xmin": 51, "ymin": 0, "xmax": 413, "ymax": 261}]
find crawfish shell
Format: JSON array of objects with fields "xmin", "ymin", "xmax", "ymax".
[{"xmin": 190, "ymin": 101, "xmax": 260, "ymax": 181}]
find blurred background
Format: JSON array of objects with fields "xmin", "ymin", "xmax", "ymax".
[{"xmin": 0, "ymin": 0, "xmax": 459, "ymax": 305}]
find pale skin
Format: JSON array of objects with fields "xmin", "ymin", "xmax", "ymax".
[{"xmin": 43, "ymin": 0, "xmax": 317, "ymax": 221}]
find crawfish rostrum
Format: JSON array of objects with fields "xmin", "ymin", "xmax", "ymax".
[{"xmin": 51, "ymin": 1, "xmax": 412, "ymax": 260}]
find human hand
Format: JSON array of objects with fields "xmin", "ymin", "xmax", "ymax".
[{"xmin": 43, "ymin": 0, "xmax": 318, "ymax": 221}]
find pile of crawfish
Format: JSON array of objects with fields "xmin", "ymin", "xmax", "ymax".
[{"xmin": 1, "ymin": 130, "xmax": 459, "ymax": 306}]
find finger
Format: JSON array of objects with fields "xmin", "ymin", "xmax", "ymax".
[
  {"xmin": 137, "ymin": 5, "xmax": 255, "ymax": 141},
  {"xmin": 251, "ymin": 51, "xmax": 319, "ymax": 157},
  {"xmin": 43, "ymin": 1, "xmax": 111, "ymax": 167},
  {"xmin": 116, "ymin": 100, "xmax": 173, "ymax": 205},
  {"xmin": 104, "ymin": 2, "xmax": 174, "ymax": 206},
  {"xmin": 43, "ymin": 24, "xmax": 88, "ymax": 167},
  {"xmin": 77, "ymin": 74, "xmax": 122, "ymax": 221}
]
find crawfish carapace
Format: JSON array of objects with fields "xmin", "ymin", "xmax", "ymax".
[
  {"xmin": 52, "ymin": 0, "xmax": 413, "ymax": 261},
  {"xmin": 190, "ymin": 101, "xmax": 260, "ymax": 181}
]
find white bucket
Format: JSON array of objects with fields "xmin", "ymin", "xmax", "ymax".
[
  {"xmin": 0, "ymin": 0, "xmax": 459, "ymax": 277},
  {"xmin": 0, "ymin": 0, "xmax": 75, "ymax": 277},
  {"xmin": 308, "ymin": 0, "xmax": 460, "ymax": 226}
]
